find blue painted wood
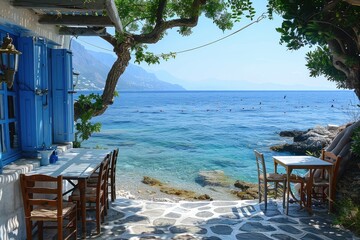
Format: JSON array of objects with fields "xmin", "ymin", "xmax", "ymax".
[
  {"xmin": 51, "ymin": 49, "xmax": 74, "ymax": 143},
  {"xmin": 17, "ymin": 37, "xmax": 52, "ymax": 154},
  {"xmin": 0, "ymin": 31, "xmax": 22, "ymax": 164}
]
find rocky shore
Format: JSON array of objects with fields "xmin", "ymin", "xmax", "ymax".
[
  {"xmin": 115, "ymin": 123, "xmax": 359, "ymax": 207},
  {"xmin": 270, "ymin": 124, "xmax": 344, "ymax": 154}
]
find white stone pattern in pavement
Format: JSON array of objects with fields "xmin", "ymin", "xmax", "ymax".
[{"xmin": 90, "ymin": 198, "xmax": 356, "ymax": 240}]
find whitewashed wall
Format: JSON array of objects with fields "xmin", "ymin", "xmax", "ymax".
[{"xmin": 0, "ymin": 2, "xmax": 72, "ymax": 238}]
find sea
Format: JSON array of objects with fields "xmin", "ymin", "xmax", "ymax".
[{"xmin": 80, "ymin": 90, "xmax": 359, "ymax": 199}]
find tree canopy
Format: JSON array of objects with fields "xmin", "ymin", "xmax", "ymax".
[
  {"xmin": 267, "ymin": 0, "xmax": 360, "ymax": 97},
  {"xmin": 74, "ymin": 0, "xmax": 256, "ymax": 119}
]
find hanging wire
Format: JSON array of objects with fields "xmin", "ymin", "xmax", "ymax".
[
  {"xmin": 76, "ymin": 13, "xmax": 266, "ymax": 56},
  {"xmin": 174, "ymin": 13, "xmax": 266, "ymax": 54}
]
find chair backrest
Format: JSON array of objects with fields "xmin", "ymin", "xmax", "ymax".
[
  {"xmin": 110, "ymin": 148, "xmax": 119, "ymax": 180},
  {"xmin": 97, "ymin": 155, "xmax": 110, "ymax": 198},
  {"xmin": 254, "ymin": 150, "xmax": 267, "ymax": 181},
  {"xmin": 321, "ymin": 149, "xmax": 342, "ymax": 184},
  {"xmin": 20, "ymin": 174, "xmax": 63, "ymax": 218}
]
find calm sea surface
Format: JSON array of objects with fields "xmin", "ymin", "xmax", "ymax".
[{"xmin": 80, "ymin": 91, "xmax": 359, "ymax": 198}]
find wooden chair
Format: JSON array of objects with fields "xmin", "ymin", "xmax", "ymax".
[
  {"xmin": 69, "ymin": 154, "xmax": 110, "ymax": 235},
  {"xmin": 255, "ymin": 150, "xmax": 286, "ymax": 210},
  {"xmin": 20, "ymin": 174, "xmax": 77, "ymax": 240},
  {"xmin": 109, "ymin": 148, "xmax": 119, "ymax": 202},
  {"xmin": 89, "ymin": 148, "xmax": 119, "ymax": 203},
  {"xmin": 255, "ymin": 150, "xmax": 305, "ymax": 210},
  {"xmin": 312, "ymin": 149, "xmax": 342, "ymax": 204}
]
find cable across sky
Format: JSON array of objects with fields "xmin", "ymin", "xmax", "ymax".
[{"xmin": 77, "ymin": 13, "xmax": 266, "ymax": 56}]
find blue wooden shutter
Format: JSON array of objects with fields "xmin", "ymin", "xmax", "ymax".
[
  {"xmin": 17, "ymin": 37, "xmax": 51, "ymax": 153},
  {"xmin": 51, "ymin": 49, "xmax": 74, "ymax": 143}
]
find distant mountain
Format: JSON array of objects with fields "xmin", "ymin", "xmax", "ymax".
[{"xmin": 71, "ymin": 41, "xmax": 185, "ymax": 91}]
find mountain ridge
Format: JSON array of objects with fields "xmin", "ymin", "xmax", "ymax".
[{"xmin": 71, "ymin": 41, "xmax": 185, "ymax": 91}]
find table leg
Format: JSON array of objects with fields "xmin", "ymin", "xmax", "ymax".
[
  {"xmin": 78, "ymin": 179, "xmax": 87, "ymax": 239},
  {"xmin": 286, "ymin": 167, "xmax": 291, "ymax": 215}
]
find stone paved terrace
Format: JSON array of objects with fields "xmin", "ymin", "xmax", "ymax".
[{"xmin": 84, "ymin": 198, "xmax": 359, "ymax": 240}]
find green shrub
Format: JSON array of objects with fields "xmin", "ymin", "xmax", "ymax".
[
  {"xmin": 351, "ymin": 127, "xmax": 360, "ymax": 156},
  {"xmin": 334, "ymin": 198, "xmax": 360, "ymax": 236},
  {"xmin": 73, "ymin": 93, "xmax": 102, "ymax": 148}
]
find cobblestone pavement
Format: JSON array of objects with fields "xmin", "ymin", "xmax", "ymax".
[{"xmin": 84, "ymin": 198, "xmax": 358, "ymax": 240}]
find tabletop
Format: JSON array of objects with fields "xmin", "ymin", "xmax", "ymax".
[
  {"xmin": 27, "ymin": 148, "xmax": 110, "ymax": 179},
  {"xmin": 273, "ymin": 155, "xmax": 333, "ymax": 168}
]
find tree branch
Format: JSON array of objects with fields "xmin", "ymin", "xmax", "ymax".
[
  {"xmin": 309, "ymin": 20, "xmax": 357, "ymax": 43},
  {"xmin": 156, "ymin": 0, "xmax": 167, "ymax": 23},
  {"xmin": 328, "ymin": 40, "xmax": 351, "ymax": 76},
  {"xmin": 100, "ymin": 32, "xmax": 117, "ymax": 46},
  {"xmin": 132, "ymin": 0, "xmax": 205, "ymax": 43}
]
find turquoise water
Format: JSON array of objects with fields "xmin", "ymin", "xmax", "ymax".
[{"xmin": 81, "ymin": 91, "xmax": 359, "ymax": 197}]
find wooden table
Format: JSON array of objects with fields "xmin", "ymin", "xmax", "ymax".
[
  {"xmin": 273, "ymin": 155, "xmax": 333, "ymax": 215},
  {"xmin": 26, "ymin": 148, "xmax": 110, "ymax": 239}
]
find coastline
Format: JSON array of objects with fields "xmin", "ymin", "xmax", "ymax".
[{"xmin": 115, "ymin": 173, "xmax": 257, "ymax": 203}]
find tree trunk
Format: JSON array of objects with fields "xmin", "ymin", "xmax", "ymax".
[
  {"xmin": 74, "ymin": 40, "xmax": 132, "ymax": 120},
  {"xmin": 98, "ymin": 41, "xmax": 132, "ymax": 116}
]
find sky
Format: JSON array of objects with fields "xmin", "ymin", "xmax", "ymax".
[{"xmin": 76, "ymin": 2, "xmax": 339, "ymax": 91}]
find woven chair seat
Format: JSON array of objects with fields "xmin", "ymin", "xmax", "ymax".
[
  {"xmin": 260, "ymin": 173, "xmax": 304, "ymax": 182},
  {"xmin": 70, "ymin": 187, "xmax": 104, "ymax": 202},
  {"xmin": 31, "ymin": 202, "xmax": 76, "ymax": 221},
  {"xmin": 259, "ymin": 173, "xmax": 286, "ymax": 181}
]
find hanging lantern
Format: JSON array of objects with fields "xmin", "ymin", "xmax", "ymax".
[
  {"xmin": 72, "ymin": 70, "xmax": 80, "ymax": 88},
  {"xmin": 0, "ymin": 33, "xmax": 22, "ymax": 88}
]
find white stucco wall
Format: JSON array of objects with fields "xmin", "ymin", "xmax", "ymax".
[
  {"xmin": 0, "ymin": 145, "xmax": 72, "ymax": 240},
  {"xmin": 0, "ymin": 2, "xmax": 72, "ymax": 238},
  {"xmin": 0, "ymin": 0, "xmax": 70, "ymax": 48}
]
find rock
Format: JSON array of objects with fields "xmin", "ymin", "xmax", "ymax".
[
  {"xmin": 230, "ymin": 189, "xmax": 258, "ymax": 200},
  {"xmin": 194, "ymin": 194, "xmax": 212, "ymax": 200},
  {"xmin": 271, "ymin": 125, "xmax": 342, "ymax": 155},
  {"xmin": 279, "ymin": 130, "xmax": 306, "ymax": 138},
  {"xmin": 234, "ymin": 180, "xmax": 257, "ymax": 191},
  {"xmin": 196, "ymin": 170, "xmax": 232, "ymax": 187},
  {"xmin": 142, "ymin": 176, "xmax": 163, "ymax": 186},
  {"xmin": 231, "ymin": 180, "xmax": 259, "ymax": 200},
  {"xmin": 142, "ymin": 176, "xmax": 213, "ymax": 201}
]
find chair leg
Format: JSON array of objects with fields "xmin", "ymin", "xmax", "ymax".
[
  {"xmin": 25, "ymin": 219, "xmax": 33, "ymax": 240},
  {"xmin": 96, "ymin": 201, "xmax": 101, "ymax": 234},
  {"xmin": 57, "ymin": 218, "xmax": 63, "ymax": 240},
  {"xmin": 258, "ymin": 184, "xmax": 262, "ymax": 203},
  {"xmin": 38, "ymin": 221, "xmax": 44, "ymax": 240},
  {"xmin": 111, "ymin": 180, "xmax": 116, "ymax": 202},
  {"xmin": 264, "ymin": 185, "xmax": 268, "ymax": 210},
  {"xmin": 68, "ymin": 207, "xmax": 77, "ymax": 240},
  {"xmin": 282, "ymin": 182, "xmax": 286, "ymax": 209}
]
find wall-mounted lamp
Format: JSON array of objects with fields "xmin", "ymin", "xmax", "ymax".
[
  {"xmin": 72, "ymin": 70, "xmax": 80, "ymax": 88},
  {"xmin": 0, "ymin": 34, "xmax": 22, "ymax": 88}
]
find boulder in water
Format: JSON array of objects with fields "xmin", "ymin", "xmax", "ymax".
[{"xmin": 196, "ymin": 170, "xmax": 232, "ymax": 187}]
